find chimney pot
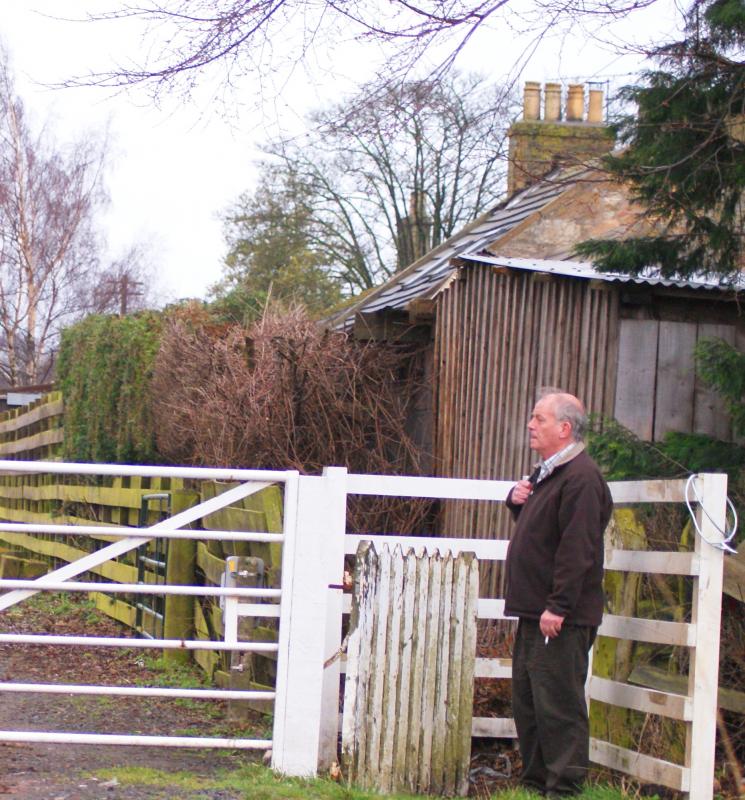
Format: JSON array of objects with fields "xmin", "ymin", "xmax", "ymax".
[
  {"xmin": 566, "ymin": 84, "xmax": 584, "ymax": 122},
  {"xmin": 523, "ymin": 81, "xmax": 541, "ymax": 120},
  {"xmin": 544, "ymin": 83, "xmax": 562, "ymax": 122},
  {"xmin": 588, "ymin": 87, "xmax": 604, "ymax": 123}
]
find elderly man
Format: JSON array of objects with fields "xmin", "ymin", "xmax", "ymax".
[{"xmin": 505, "ymin": 388, "xmax": 613, "ymax": 798}]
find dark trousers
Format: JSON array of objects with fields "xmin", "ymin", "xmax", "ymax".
[{"xmin": 511, "ymin": 618, "xmax": 596, "ymax": 795}]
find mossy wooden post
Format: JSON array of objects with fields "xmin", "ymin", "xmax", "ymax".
[
  {"xmin": 163, "ymin": 488, "xmax": 199, "ymax": 665},
  {"xmin": 591, "ymin": 509, "xmax": 646, "ymax": 748}
]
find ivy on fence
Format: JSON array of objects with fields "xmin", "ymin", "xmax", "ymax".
[{"xmin": 56, "ymin": 313, "xmax": 163, "ymax": 464}]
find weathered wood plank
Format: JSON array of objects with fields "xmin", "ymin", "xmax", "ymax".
[
  {"xmin": 0, "ymin": 396, "xmax": 63, "ymax": 435},
  {"xmin": 393, "ymin": 550, "xmax": 417, "ymax": 787},
  {"xmin": 455, "ymin": 553, "xmax": 478, "ymax": 796},
  {"xmin": 590, "ymin": 739, "xmax": 688, "ymax": 792},
  {"xmin": 405, "ymin": 549, "xmax": 430, "ymax": 792},
  {"xmin": 609, "ymin": 480, "xmax": 687, "ymax": 504},
  {"xmin": 605, "ymin": 550, "xmax": 698, "ymax": 576},
  {"xmin": 471, "ymin": 717, "xmax": 517, "ymax": 738},
  {"xmin": 379, "ymin": 546, "xmax": 405, "ymax": 792},
  {"xmin": 654, "ymin": 321, "xmax": 697, "ymax": 439},
  {"xmin": 418, "ymin": 552, "xmax": 441, "ymax": 791},
  {"xmin": 628, "ymin": 665, "xmax": 745, "ymax": 715},
  {"xmin": 598, "ymin": 614, "xmax": 694, "ymax": 646},
  {"xmin": 365, "ymin": 546, "xmax": 392, "ymax": 786},
  {"xmin": 0, "ymin": 428, "xmax": 64, "ymax": 456},
  {"xmin": 694, "ymin": 324, "xmax": 734, "ymax": 440},
  {"xmin": 589, "ymin": 675, "xmax": 691, "ymax": 720},
  {"xmin": 614, "ymin": 318, "xmax": 659, "ymax": 440},
  {"xmin": 474, "ymin": 657, "xmax": 513, "ymax": 679}
]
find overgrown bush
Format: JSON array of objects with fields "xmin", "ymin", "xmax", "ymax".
[
  {"xmin": 56, "ymin": 312, "xmax": 163, "ymax": 463},
  {"xmin": 150, "ymin": 304, "xmax": 432, "ymax": 533}
]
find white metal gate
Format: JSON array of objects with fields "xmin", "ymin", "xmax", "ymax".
[{"xmin": 0, "ymin": 460, "xmax": 348, "ymax": 776}]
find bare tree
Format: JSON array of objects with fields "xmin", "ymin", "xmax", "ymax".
[
  {"xmin": 0, "ymin": 51, "xmax": 108, "ymax": 386},
  {"xmin": 221, "ymin": 73, "xmax": 516, "ymax": 296},
  {"xmin": 70, "ymin": 0, "xmax": 661, "ymax": 103}
]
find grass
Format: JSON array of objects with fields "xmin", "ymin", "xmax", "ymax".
[
  {"xmin": 138, "ymin": 654, "xmax": 209, "ymax": 689},
  {"xmin": 89, "ymin": 764, "xmax": 666, "ymax": 800}
]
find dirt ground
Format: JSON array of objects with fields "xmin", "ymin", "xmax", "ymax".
[{"xmin": 0, "ymin": 594, "xmax": 262, "ymax": 800}]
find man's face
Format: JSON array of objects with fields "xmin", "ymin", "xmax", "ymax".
[{"xmin": 528, "ymin": 396, "xmax": 569, "ymax": 460}]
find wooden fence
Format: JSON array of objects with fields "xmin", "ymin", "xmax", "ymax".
[
  {"xmin": 0, "ymin": 394, "xmax": 734, "ymax": 796},
  {"xmin": 0, "ymin": 393, "xmax": 282, "ymax": 687},
  {"xmin": 0, "ymin": 391, "xmax": 64, "ymax": 461},
  {"xmin": 329, "ymin": 472, "xmax": 729, "ymax": 799}
]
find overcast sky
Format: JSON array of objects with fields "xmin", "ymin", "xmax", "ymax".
[{"xmin": 0, "ymin": 2, "xmax": 679, "ymax": 304}]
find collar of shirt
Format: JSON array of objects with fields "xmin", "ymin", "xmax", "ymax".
[{"xmin": 534, "ymin": 441, "xmax": 584, "ymax": 484}]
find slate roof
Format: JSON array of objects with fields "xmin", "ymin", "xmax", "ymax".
[{"xmin": 330, "ymin": 166, "xmax": 578, "ymax": 328}]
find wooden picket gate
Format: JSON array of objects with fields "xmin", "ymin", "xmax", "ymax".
[{"xmin": 341, "ymin": 542, "xmax": 479, "ymax": 796}]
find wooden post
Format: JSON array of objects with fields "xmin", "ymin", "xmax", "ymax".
[
  {"xmin": 162, "ymin": 489, "xmax": 199, "ymax": 665},
  {"xmin": 272, "ymin": 470, "xmax": 346, "ymax": 777},
  {"xmin": 686, "ymin": 473, "xmax": 726, "ymax": 799}
]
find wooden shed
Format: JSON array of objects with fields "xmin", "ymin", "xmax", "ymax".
[
  {"xmin": 332, "ymin": 184, "xmax": 743, "ymax": 550},
  {"xmin": 329, "ymin": 81, "xmax": 744, "ymax": 554},
  {"xmin": 428, "ymin": 254, "xmax": 741, "ymax": 544}
]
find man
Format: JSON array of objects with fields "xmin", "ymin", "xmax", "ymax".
[{"xmin": 505, "ymin": 388, "xmax": 613, "ymax": 798}]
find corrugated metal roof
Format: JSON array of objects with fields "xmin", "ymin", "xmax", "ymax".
[{"xmin": 459, "ymin": 253, "xmax": 740, "ymax": 292}]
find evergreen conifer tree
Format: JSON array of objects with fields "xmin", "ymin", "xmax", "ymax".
[{"xmin": 575, "ymin": 0, "xmax": 745, "ymax": 282}]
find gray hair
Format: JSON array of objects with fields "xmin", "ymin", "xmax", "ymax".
[{"xmin": 538, "ymin": 386, "xmax": 588, "ymax": 442}]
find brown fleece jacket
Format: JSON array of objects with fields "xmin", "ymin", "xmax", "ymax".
[{"xmin": 504, "ymin": 448, "xmax": 613, "ymax": 626}]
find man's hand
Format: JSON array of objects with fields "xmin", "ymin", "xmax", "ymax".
[
  {"xmin": 540, "ymin": 609, "xmax": 564, "ymax": 639},
  {"xmin": 510, "ymin": 479, "xmax": 533, "ymax": 506}
]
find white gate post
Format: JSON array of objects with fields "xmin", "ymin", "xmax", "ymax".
[
  {"xmin": 687, "ymin": 472, "xmax": 726, "ymax": 800},
  {"xmin": 272, "ymin": 468, "xmax": 347, "ymax": 776},
  {"xmin": 318, "ymin": 467, "xmax": 348, "ymax": 770}
]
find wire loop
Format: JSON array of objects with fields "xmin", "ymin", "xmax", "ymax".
[{"xmin": 684, "ymin": 474, "xmax": 738, "ymax": 554}]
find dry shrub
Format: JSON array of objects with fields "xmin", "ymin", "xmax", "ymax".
[{"xmin": 151, "ymin": 304, "xmax": 433, "ymax": 533}]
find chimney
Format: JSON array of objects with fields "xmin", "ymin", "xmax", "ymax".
[
  {"xmin": 588, "ymin": 84, "xmax": 604, "ymax": 123},
  {"xmin": 566, "ymin": 84, "xmax": 584, "ymax": 121},
  {"xmin": 544, "ymin": 83, "xmax": 562, "ymax": 122},
  {"xmin": 506, "ymin": 80, "xmax": 615, "ymax": 197},
  {"xmin": 523, "ymin": 81, "xmax": 541, "ymax": 120},
  {"xmin": 396, "ymin": 191, "xmax": 432, "ymax": 271}
]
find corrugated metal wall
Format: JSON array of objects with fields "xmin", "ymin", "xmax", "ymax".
[{"xmin": 432, "ymin": 265, "xmax": 620, "ymax": 590}]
